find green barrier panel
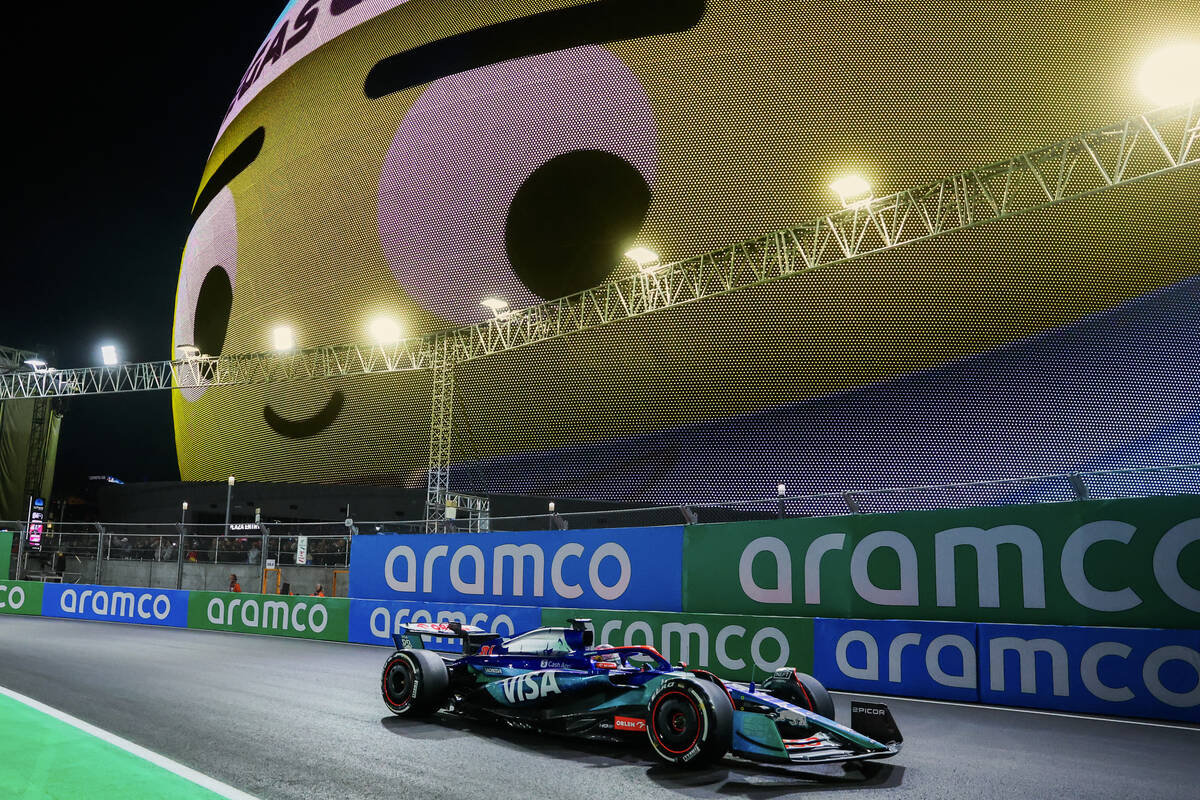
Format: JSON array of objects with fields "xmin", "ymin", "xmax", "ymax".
[
  {"xmin": 187, "ymin": 591, "xmax": 349, "ymax": 642},
  {"xmin": 0, "ymin": 531, "xmax": 11, "ymax": 579},
  {"xmin": 0, "ymin": 580, "xmax": 42, "ymax": 616},
  {"xmin": 684, "ymin": 495, "xmax": 1200, "ymax": 628},
  {"xmin": 541, "ymin": 607, "xmax": 813, "ymax": 681}
]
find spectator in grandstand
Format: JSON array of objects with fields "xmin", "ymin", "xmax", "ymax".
[
  {"xmin": 312, "ymin": 584, "xmax": 326, "ymax": 597},
  {"xmin": 229, "ymin": 573, "xmax": 242, "ymax": 593}
]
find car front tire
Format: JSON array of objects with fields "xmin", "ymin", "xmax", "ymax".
[{"xmin": 645, "ymin": 678, "xmax": 732, "ymax": 768}]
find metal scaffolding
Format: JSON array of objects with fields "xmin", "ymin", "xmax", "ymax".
[
  {"xmin": 0, "ymin": 103, "xmax": 1196, "ymax": 529},
  {"xmin": 425, "ymin": 337, "xmax": 456, "ymax": 528}
]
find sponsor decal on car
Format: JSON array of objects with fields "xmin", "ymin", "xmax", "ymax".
[
  {"xmin": 613, "ymin": 716, "xmax": 646, "ymax": 731},
  {"xmin": 348, "ymin": 598, "xmax": 541, "ymax": 648},
  {"xmin": 498, "ymin": 670, "xmax": 562, "ymax": 704}
]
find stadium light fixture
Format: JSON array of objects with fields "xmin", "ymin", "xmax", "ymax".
[
  {"xmin": 480, "ymin": 297, "xmax": 510, "ymax": 318},
  {"xmin": 369, "ymin": 316, "xmax": 402, "ymax": 346},
  {"xmin": 626, "ymin": 247, "xmax": 663, "ymax": 273},
  {"xmin": 100, "ymin": 345, "xmax": 119, "ymax": 366},
  {"xmin": 1138, "ymin": 42, "xmax": 1200, "ymax": 107},
  {"xmin": 272, "ymin": 326, "xmax": 295, "ymax": 351},
  {"xmin": 830, "ymin": 175, "xmax": 873, "ymax": 208}
]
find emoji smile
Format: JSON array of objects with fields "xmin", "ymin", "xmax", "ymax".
[{"xmin": 263, "ymin": 391, "xmax": 345, "ymax": 438}]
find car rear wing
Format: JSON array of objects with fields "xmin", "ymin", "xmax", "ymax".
[{"xmin": 393, "ymin": 622, "xmax": 501, "ymax": 654}]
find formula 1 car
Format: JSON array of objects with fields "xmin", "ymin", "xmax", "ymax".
[{"xmin": 380, "ymin": 620, "xmax": 902, "ymax": 768}]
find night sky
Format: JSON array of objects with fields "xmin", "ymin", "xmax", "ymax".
[{"xmin": 3, "ymin": 4, "xmax": 282, "ymax": 491}]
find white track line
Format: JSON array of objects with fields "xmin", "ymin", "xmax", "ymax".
[
  {"xmin": 832, "ymin": 690, "xmax": 1200, "ymax": 732},
  {"xmin": 0, "ymin": 684, "xmax": 259, "ymax": 800}
]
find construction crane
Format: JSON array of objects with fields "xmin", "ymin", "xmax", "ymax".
[{"xmin": 2, "ymin": 103, "xmax": 1197, "ymax": 530}]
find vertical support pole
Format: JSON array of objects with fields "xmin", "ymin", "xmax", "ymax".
[
  {"xmin": 1068, "ymin": 473, "xmax": 1090, "ymax": 500},
  {"xmin": 425, "ymin": 336, "xmax": 455, "ymax": 533},
  {"xmin": 260, "ymin": 521, "xmax": 270, "ymax": 594},
  {"xmin": 95, "ymin": 523, "xmax": 106, "ymax": 585},
  {"xmin": 16, "ymin": 496, "xmax": 30, "ymax": 580},
  {"xmin": 175, "ymin": 523, "xmax": 185, "ymax": 591},
  {"xmin": 222, "ymin": 476, "xmax": 234, "ymax": 564}
]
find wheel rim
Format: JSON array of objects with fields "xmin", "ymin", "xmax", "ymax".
[
  {"xmin": 651, "ymin": 690, "xmax": 701, "ymax": 755},
  {"xmin": 385, "ymin": 659, "xmax": 414, "ymax": 708}
]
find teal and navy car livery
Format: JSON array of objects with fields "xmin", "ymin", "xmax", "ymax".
[{"xmin": 380, "ymin": 620, "xmax": 902, "ymax": 768}]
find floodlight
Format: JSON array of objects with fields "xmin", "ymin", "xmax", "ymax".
[
  {"xmin": 480, "ymin": 297, "xmax": 510, "ymax": 316},
  {"xmin": 1138, "ymin": 43, "xmax": 1200, "ymax": 107},
  {"xmin": 625, "ymin": 247, "xmax": 662, "ymax": 273},
  {"xmin": 272, "ymin": 326, "xmax": 295, "ymax": 351},
  {"xmin": 182, "ymin": 501, "xmax": 189, "ymax": 511},
  {"xmin": 23, "ymin": 358, "xmax": 47, "ymax": 371},
  {"xmin": 369, "ymin": 316, "xmax": 402, "ymax": 345},
  {"xmin": 830, "ymin": 175, "xmax": 872, "ymax": 207},
  {"xmin": 100, "ymin": 345, "xmax": 119, "ymax": 366}
]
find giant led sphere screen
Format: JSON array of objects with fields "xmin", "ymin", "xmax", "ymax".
[{"xmin": 173, "ymin": 0, "xmax": 1200, "ymax": 502}]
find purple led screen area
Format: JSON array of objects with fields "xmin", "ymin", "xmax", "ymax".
[
  {"xmin": 172, "ymin": 1, "xmax": 1200, "ymax": 502},
  {"xmin": 379, "ymin": 45, "xmax": 657, "ymax": 325}
]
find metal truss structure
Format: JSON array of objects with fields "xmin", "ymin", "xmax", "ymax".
[
  {"xmin": 0, "ymin": 346, "xmax": 42, "ymax": 375},
  {"xmin": 1, "ymin": 103, "xmax": 1196, "ymax": 529},
  {"xmin": 425, "ymin": 340, "xmax": 456, "ymax": 527}
]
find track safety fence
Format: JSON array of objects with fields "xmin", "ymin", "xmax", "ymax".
[{"xmin": 4, "ymin": 463, "xmax": 1198, "ymax": 593}]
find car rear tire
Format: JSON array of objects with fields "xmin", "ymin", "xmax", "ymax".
[
  {"xmin": 763, "ymin": 668, "xmax": 835, "ymax": 720},
  {"xmin": 646, "ymin": 678, "xmax": 732, "ymax": 768},
  {"xmin": 381, "ymin": 649, "xmax": 449, "ymax": 717}
]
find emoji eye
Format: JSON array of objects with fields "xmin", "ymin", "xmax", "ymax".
[
  {"xmin": 173, "ymin": 186, "xmax": 237, "ymax": 402},
  {"xmin": 378, "ymin": 45, "xmax": 657, "ymax": 325}
]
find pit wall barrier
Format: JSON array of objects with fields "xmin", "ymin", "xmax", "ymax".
[
  {"xmin": 3, "ymin": 579, "xmax": 1195, "ymax": 722},
  {"xmin": 683, "ymin": 494, "xmax": 1200, "ymax": 628},
  {"xmin": 813, "ymin": 618, "xmax": 1200, "ymax": 723},
  {"xmin": 3, "ymin": 496, "xmax": 1198, "ymax": 723},
  {"xmin": 347, "ymin": 526, "xmax": 684, "ymax": 611}
]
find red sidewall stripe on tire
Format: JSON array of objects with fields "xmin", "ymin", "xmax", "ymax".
[
  {"xmin": 793, "ymin": 673, "xmax": 815, "ymax": 711},
  {"xmin": 650, "ymin": 690, "xmax": 702, "ymax": 755},
  {"xmin": 383, "ymin": 655, "xmax": 413, "ymax": 709}
]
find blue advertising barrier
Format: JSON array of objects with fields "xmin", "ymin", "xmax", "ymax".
[
  {"xmin": 42, "ymin": 584, "xmax": 189, "ymax": 628},
  {"xmin": 348, "ymin": 598, "xmax": 542, "ymax": 649},
  {"xmin": 349, "ymin": 528, "xmax": 684, "ymax": 611},
  {"xmin": 979, "ymin": 623, "xmax": 1200, "ymax": 723},
  {"xmin": 813, "ymin": 618, "xmax": 980, "ymax": 702}
]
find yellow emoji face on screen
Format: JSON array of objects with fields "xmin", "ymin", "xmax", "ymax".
[{"xmin": 172, "ymin": 1, "xmax": 1199, "ymax": 491}]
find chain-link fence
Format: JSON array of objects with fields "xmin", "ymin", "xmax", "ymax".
[
  {"xmin": 5, "ymin": 463, "xmax": 1197, "ymax": 590},
  {"xmin": 4, "ymin": 522, "xmax": 352, "ymax": 595}
]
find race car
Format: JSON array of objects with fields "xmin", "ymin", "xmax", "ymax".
[{"xmin": 380, "ymin": 619, "xmax": 902, "ymax": 768}]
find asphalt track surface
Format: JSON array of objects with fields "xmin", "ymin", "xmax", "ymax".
[{"xmin": 1, "ymin": 617, "xmax": 1197, "ymax": 800}]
